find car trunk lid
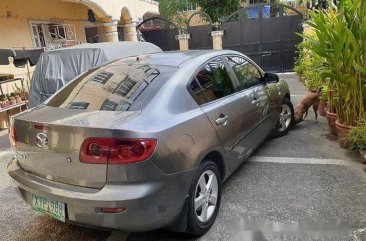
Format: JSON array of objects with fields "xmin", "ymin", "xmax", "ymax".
[{"xmin": 12, "ymin": 106, "xmax": 140, "ymax": 189}]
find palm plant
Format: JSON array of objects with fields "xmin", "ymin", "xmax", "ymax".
[{"xmin": 302, "ymin": 0, "xmax": 366, "ymax": 126}]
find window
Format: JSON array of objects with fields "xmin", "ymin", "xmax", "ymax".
[
  {"xmin": 178, "ymin": 0, "xmax": 197, "ymax": 12},
  {"xmin": 262, "ymin": 5, "xmax": 281, "ymax": 18},
  {"xmin": 192, "ymin": 58, "xmax": 235, "ymax": 103},
  {"xmin": 46, "ymin": 58, "xmax": 178, "ymax": 111},
  {"xmin": 190, "ymin": 79, "xmax": 207, "ymax": 105},
  {"xmin": 243, "ymin": 7, "xmax": 259, "ymax": 20},
  {"xmin": 30, "ymin": 23, "xmax": 77, "ymax": 50},
  {"xmin": 226, "ymin": 56, "xmax": 262, "ymax": 90}
]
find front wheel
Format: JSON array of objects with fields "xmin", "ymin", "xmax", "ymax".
[
  {"xmin": 271, "ymin": 98, "xmax": 294, "ymax": 138},
  {"xmin": 186, "ymin": 161, "xmax": 222, "ymax": 236}
]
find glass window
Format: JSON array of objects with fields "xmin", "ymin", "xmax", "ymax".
[
  {"xmin": 189, "ymin": 79, "xmax": 207, "ymax": 105},
  {"xmin": 194, "ymin": 58, "xmax": 235, "ymax": 103},
  {"xmin": 178, "ymin": 0, "xmax": 197, "ymax": 12},
  {"xmin": 243, "ymin": 7, "xmax": 259, "ymax": 20},
  {"xmin": 226, "ymin": 56, "xmax": 262, "ymax": 90},
  {"xmin": 46, "ymin": 59, "xmax": 178, "ymax": 111},
  {"xmin": 262, "ymin": 5, "xmax": 281, "ymax": 18}
]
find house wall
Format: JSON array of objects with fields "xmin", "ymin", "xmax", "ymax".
[
  {"xmin": 0, "ymin": 0, "xmax": 159, "ymax": 89},
  {"xmin": 0, "ymin": 0, "xmax": 159, "ymax": 128},
  {"xmin": 0, "ymin": 0, "xmax": 92, "ymax": 93}
]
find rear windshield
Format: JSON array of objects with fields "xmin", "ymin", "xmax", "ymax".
[{"xmin": 46, "ymin": 58, "xmax": 177, "ymax": 111}]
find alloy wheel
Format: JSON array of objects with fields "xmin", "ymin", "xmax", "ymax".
[
  {"xmin": 194, "ymin": 170, "xmax": 218, "ymax": 223},
  {"xmin": 279, "ymin": 104, "xmax": 292, "ymax": 132}
]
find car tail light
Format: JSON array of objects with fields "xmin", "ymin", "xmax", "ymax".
[
  {"xmin": 9, "ymin": 121, "xmax": 19, "ymax": 149},
  {"xmin": 99, "ymin": 207, "xmax": 126, "ymax": 213},
  {"xmin": 80, "ymin": 138, "xmax": 157, "ymax": 164}
]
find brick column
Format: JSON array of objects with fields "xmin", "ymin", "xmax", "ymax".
[
  {"xmin": 176, "ymin": 34, "xmax": 190, "ymax": 51},
  {"xmin": 101, "ymin": 21, "xmax": 119, "ymax": 42},
  {"xmin": 211, "ymin": 31, "xmax": 224, "ymax": 50},
  {"xmin": 123, "ymin": 22, "xmax": 138, "ymax": 42}
]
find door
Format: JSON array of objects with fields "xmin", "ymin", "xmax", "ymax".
[
  {"xmin": 224, "ymin": 55, "xmax": 269, "ymax": 169},
  {"xmin": 192, "ymin": 57, "xmax": 260, "ymax": 170}
]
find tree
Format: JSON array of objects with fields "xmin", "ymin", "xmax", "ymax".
[
  {"xmin": 158, "ymin": 0, "xmax": 191, "ymax": 30},
  {"xmin": 190, "ymin": 0, "xmax": 240, "ymax": 22}
]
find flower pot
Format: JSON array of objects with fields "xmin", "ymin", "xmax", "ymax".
[
  {"xmin": 0, "ymin": 76, "xmax": 7, "ymax": 82},
  {"xmin": 326, "ymin": 111, "xmax": 337, "ymax": 135},
  {"xmin": 318, "ymin": 99, "xmax": 327, "ymax": 117},
  {"xmin": 335, "ymin": 120, "xmax": 355, "ymax": 149},
  {"xmin": 361, "ymin": 151, "xmax": 366, "ymax": 163},
  {"xmin": 16, "ymin": 96, "xmax": 22, "ymax": 103}
]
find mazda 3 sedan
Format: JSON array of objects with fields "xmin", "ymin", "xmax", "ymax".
[{"xmin": 7, "ymin": 50, "xmax": 294, "ymax": 235}]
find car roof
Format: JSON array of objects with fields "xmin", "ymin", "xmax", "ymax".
[{"xmin": 135, "ymin": 49, "xmax": 239, "ymax": 67}]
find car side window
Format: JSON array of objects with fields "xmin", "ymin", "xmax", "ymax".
[
  {"xmin": 189, "ymin": 79, "xmax": 207, "ymax": 105},
  {"xmin": 193, "ymin": 58, "xmax": 235, "ymax": 104},
  {"xmin": 226, "ymin": 56, "xmax": 262, "ymax": 90}
]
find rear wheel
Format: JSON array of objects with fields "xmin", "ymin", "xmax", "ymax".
[
  {"xmin": 186, "ymin": 161, "xmax": 222, "ymax": 236},
  {"xmin": 271, "ymin": 98, "xmax": 294, "ymax": 138}
]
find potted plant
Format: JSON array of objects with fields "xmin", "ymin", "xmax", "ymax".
[
  {"xmin": 9, "ymin": 96, "xmax": 16, "ymax": 105},
  {"xmin": 303, "ymin": 1, "xmax": 366, "ymax": 143},
  {"xmin": 326, "ymin": 86, "xmax": 338, "ymax": 135},
  {"xmin": 0, "ymin": 73, "xmax": 14, "ymax": 82},
  {"xmin": 0, "ymin": 74, "xmax": 7, "ymax": 82},
  {"xmin": 7, "ymin": 73, "xmax": 14, "ymax": 80},
  {"xmin": 1, "ymin": 97, "xmax": 10, "ymax": 108},
  {"xmin": 15, "ymin": 95, "xmax": 22, "ymax": 103},
  {"xmin": 318, "ymin": 84, "xmax": 328, "ymax": 117},
  {"xmin": 348, "ymin": 117, "xmax": 366, "ymax": 162}
]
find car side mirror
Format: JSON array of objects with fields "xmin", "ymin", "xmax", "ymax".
[{"xmin": 262, "ymin": 73, "xmax": 279, "ymax": 83}]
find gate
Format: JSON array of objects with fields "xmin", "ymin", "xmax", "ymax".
[
  {"xmin": 137, "ymin": 17, "xmax": 180, "ymax": 51},
  {"xmin": 187, "ymin": 12, "xmax": 213, "ymax": 50},
  {"xmin": 222, "ymin": 3, "xmax": 303, "ymax": 72}
]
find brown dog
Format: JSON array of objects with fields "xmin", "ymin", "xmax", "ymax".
[{"xmin": 294, "ymin": 89, "xmax": 321, "ymax": 124}]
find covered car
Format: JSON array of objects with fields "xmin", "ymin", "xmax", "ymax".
[{"xmin": 28, "ymin": 41, "xmax": 162, "ymax": 107}]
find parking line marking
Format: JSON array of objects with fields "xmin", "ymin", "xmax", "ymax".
[
  {"xmin": 277, "ymin": 72, "xmax": 297, "ymax": 75},
  {"xmin": 250, "ymin": 156, "xmax": 348, "ymax": 166}
]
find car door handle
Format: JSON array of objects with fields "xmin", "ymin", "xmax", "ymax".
[
  {"xmin": 251, "ymin": 99, "xmax": 260, "ymax": 105},
  {"xmin": 216, "ymin": 115, "xmax": 229, "ymax": 126}
]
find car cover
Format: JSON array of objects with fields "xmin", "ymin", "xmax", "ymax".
[{"xmin": 28, "ymin": 42, "xmax": 162, "ymax": 107}]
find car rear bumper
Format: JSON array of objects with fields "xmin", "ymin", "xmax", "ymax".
[{"xmin": 7, "ymin": 158, "xmax": 196, "ymax": 232}]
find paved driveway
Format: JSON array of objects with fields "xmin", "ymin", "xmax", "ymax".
[{"xmin": 0, "ymin": 73, "xmax": 365, "ymax": 241}]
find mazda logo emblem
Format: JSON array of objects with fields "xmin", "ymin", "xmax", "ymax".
[{"xmin": 36, "ymin": 133, "xmax": 48, "ymax": 148}]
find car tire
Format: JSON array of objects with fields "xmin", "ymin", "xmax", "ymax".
[
  {"xmin": 186, "ymin": 161, "xmax": 222, "ymax": 236},
  {"xmin": 271, "ymin": 98, "xmax": 294, "ymax": 138}
]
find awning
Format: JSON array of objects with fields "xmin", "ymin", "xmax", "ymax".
[{"xmin": 0, "ymin": 48, "xmax": 44, "ymax": 67}]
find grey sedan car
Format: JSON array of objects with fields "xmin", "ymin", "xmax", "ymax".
[{"xmin": 7, "ymin": 50, "xmax": 294, "ymax": 235}]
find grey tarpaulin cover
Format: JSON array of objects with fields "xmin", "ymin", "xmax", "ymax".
[{"xmin": 28, "ymin": 42, "xmax": 162, "ymax": 107}]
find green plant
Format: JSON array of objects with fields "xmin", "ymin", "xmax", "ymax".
[
  {"xmin": 302, "ymin": 0, "xmax": 366, "ymax": 126},
  {"xmin": 158, "ymin": 0, "xmax": 192, "ymax": 31},
  {"xmin": 0, "ymin": 73, "xmax": 10, "ymax": 81},
  {"xmin": 190, "ymin": 0, "xmax": 240, "ymax": 23},
  {"xmin": 348, "ymin": 117, "xmax": 366, "ymax": 152},
  {"xmin": 294, "ymin": 39, "xmax": 328, "ymax": 91}
]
